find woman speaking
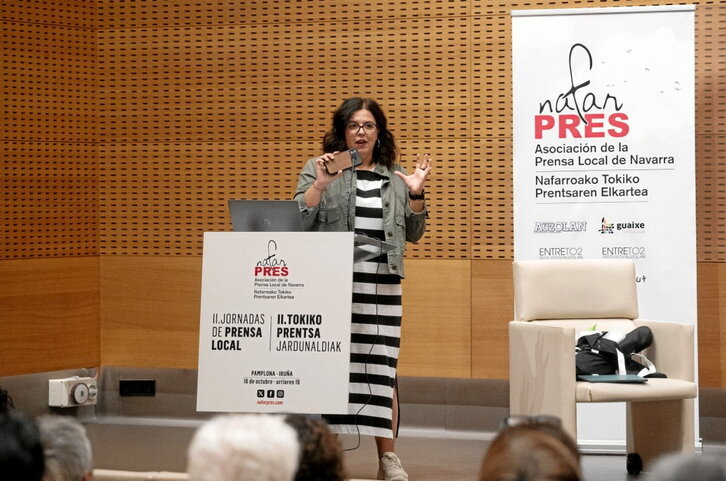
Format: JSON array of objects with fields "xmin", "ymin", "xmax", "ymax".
[{"xmin": 294, "ymin": 97, "xmax": 431, "ymax": 481}]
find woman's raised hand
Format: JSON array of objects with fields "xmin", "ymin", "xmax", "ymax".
[{"xmin": 394, "ymin": 153, "xmax": 432, "ymax": 195}]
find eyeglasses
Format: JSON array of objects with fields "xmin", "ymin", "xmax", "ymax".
[
  {"xmin": 345, "ymin": 122, "xmax": 378, "ymax": 134},
  {"xmin": 500, "ymin": 415, "xmax": 562, "ymax": 430}
]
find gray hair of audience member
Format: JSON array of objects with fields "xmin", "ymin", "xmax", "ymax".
[
  {"xmin": 648, "ymin": 453, "xmax": 726, "ymax": 481},
  {"xmin": 188, "ymin": 414, "xmax": 300, "ymax": 481},
  {"xmin": 36, "ymin": 415, "xmax": 93, "ymax": 481}
]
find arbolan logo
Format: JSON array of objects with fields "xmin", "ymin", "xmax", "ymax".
[{"xmin": 534, "ymin": 221, "xmax": 587, "ymax": 233}]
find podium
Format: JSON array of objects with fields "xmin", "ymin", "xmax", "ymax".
[
  {"xmin": 353, "ymin": 233, "xmax": 396, "ymax": 262},
  {"xmin": 196, "ymin": 231, "xmax": 392, "ymax": 414}
]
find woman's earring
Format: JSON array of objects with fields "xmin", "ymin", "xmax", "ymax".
[{"xmin": 377, "ymin": 139, "xmax": 381, "ymax": 149}]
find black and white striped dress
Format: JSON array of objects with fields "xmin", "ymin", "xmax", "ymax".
[{"xmin": 324, "ymin": 169, "xmax": 402, "ymax": 439}]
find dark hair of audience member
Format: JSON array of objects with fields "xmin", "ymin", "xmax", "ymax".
[
  {"xmin": 285, "ymin": 415, "xmax": 347, "ymax": 481},
  {"xmin": 479, "ymin": 422, "xmax": 582, "ymax": 481},
  {"xmin": 0, "ymin": 388, "xmax": 15, "ymax": 413},
  {"xmin": 0, "ymin": 411, "xmax": 45, "ymax": 481}
]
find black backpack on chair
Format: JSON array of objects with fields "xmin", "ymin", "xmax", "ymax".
[{"xmin": 575, "ymin": 326, "xmax": 664, "ymax": 378}]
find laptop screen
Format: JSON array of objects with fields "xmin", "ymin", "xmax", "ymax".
[{"xmin": 227, "ymin": 200, "xmax": 304, "ymax": 232}]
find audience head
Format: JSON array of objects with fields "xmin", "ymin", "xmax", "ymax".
[
  {"xmin": 284, "ymin": 415, "xmax": 346, "ymax": 481},
  {"xmin": 479, "ymin": 415, "xmax": 582, "ymax": 481},
  {"xmin": 648, "ymin": 452, "xmax": 726, "ymax": 481},
  {"xmin": 188, "ymin": 413, "xmax": 299, "ymax": 481},
  {"xmin": 0, "ymin": 387, "xmax": 15, "ymax": 413},
  {"xmin": 37, "ymin": 415, "xmax": 93, "ymax": 481},
  {"xmin": 0, "ymin": 411, "xmax": 45, "ymax": 481}
]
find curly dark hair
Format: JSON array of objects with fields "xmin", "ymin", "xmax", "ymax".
[
  {"xmin": 322, "ymin": 97, "xmax": 398, "ymax": 168},
  {"xmin": 285, "ymin": 415, "xmax": 347, "ymax": 481},
  {"xmin": 0, "ymin": 389, "xmax": 14, "ymax": 414},
  {"xmin": 0, "ymin": 411, "xmax": 45, "ymax": 481}
]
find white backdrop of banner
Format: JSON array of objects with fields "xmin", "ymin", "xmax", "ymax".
[
  {"xmin": 197, "ymin": 232, "xmax": 353, "ymax": 414},
  {"xmin": 512, "ymin": 5, "xmax": 696, "ymax": 447}
]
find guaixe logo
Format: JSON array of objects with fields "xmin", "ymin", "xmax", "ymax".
[
  {"xmin": 599, "ymin": 217, "xmax": 646, "ymax": 234},
  {"xmin": 599, "ymin": 217, "xmax": 614, "ymax": 234},
  {"xmin": 614, "ymin": 220, "xmax": 646, "ymax": 233},
  {"xmin": 254, "ymin": 240, "xmax": 289, "ymax": 277}
]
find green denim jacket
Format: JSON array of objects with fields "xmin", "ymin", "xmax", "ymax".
[{"xmin": 294, "ymin": 158, "xmax": 427, "ymax": 278}]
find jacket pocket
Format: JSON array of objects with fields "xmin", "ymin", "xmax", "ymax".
[
  {"xmin": 393, "ymin": 217, "xmax": 407, "ymax": 254},
  {"xmin": 316, "ymin": 208, "xmax": 342, "ymax": 231}
]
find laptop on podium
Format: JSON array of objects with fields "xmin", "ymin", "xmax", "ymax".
[
  {"xmin": 228, "ymin": 200, "xmax": 303, "ymax": 232},
  {"xmin": 228, "ymin": 199, "xmax": 393, "ymax": 262}
]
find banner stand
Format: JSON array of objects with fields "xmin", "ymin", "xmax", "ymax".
[{"xmin": 512, "ymin": 5, "xmax": 697, "ymax": 447}]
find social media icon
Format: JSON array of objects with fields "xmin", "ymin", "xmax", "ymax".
[
  {"xmin": 257, "ymin": 390, "xmax": 264, "ymax": 398},
  {"xmin": 276, "ymin": 390, "xmax": 284, "ymax": 398},
  {"xmin": 267, "ymin": 390, "xmax": 275, "ymax": 398}
]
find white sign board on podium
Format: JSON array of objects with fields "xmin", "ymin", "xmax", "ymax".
[{"xmin": 197, "ymin": 231, "xmax": 353, "ymax": 414}]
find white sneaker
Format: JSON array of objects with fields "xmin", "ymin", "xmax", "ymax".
[{"xmin": 377, "ymin": 452, "xmax": 409, "ymax": 481}]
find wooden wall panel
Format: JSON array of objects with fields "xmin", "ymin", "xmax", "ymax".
[
  {"xmin": 97, "ymin": 1, "xmax": 470, "ymax": 29},
  {"xmin": 473, "ymin": 0, "xmax": 685, "ymax": 16},
  {"xmin": 696, "ymin": 134, "xmax": 726, "ymax": 263},
  {"xmin": 2, "ymin": 0, "xmax": 96, "ymax": 28},
  {"xmin": 399, "ymin": 259, "xmax": 472, "ymax": 378},
  {"xmin": 1, "ymin": 3, "xmax": 98, "ymax": 260},
  {"xmin": 697, "ymin": 262, "xmax": 726, "ymax": 388},
  {"xmin": 0, "ymin": 0, "xmax": 98, "ymax": 375},
  {"xmin": 471, "ymin": 259, "xmax": 513, "ymax": 380},
  {"xmin": 3, "ymin": 143, "xmax": 98, "ymax": 259},
  {"xmin": 695, "ymin": 4, "xmax": 726, "ymax": 262},
  {"xmin": 471, "ymin": 11, "xmax": 511, "ymax": 141},
  {"xmin": 2, "ymin": 21, "xmax": 96, "ymax": 143},
  {"xmin": 100, "ymin": 256, "xmax": 202, "ymax": 368},
  {"xmin": 97, "ymin": 19, "xmax": 470, "ymax": 144},
  {"xmin": 471, "ymin": 138, "xmax": 513, "ymax": 260},
  {"xmin": 98, "ymin": 13, "xmax": 471, "ymax": 259},
  {"xmin": 0, "ymin": 258, "xmax": 100, "ymax": 376}
]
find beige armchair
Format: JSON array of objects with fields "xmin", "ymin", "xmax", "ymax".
[{"xmin": 509, "ymin": 259, "xmax": 697, "ymax": 474}]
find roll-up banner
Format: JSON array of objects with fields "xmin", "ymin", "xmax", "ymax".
[{"xmin": 512, "ymin": 6, "xmax": 696, "ymax": 448}]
